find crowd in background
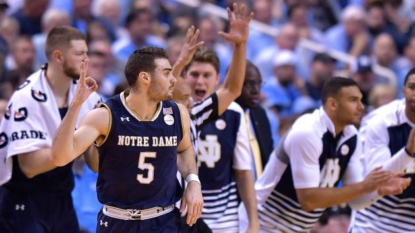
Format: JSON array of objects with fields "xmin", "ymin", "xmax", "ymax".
[{"xmin": 0, "ymin": 0, "xmax": 414, "ymax": 232}]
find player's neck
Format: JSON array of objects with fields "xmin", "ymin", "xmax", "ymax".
[
  {"xmin": 405, "ymin": 107, "xmax": 415, "ymax": 124},
  {"xmin": 325, "ymin": 110, "xmax": 345, "ymax": 136},
  {"xmin": 45, "ymin": 64, "xmax": 72, "ymax": 99},
  {"xmin": 125, "ymin": 91, "xmax": 160, "ymax": 120}
]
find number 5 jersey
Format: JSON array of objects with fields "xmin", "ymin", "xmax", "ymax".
[{"xmin": 96, "ymin": 91, "xmax": 183, "ymax": 209}]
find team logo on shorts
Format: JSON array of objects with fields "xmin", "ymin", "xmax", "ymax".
[
  {"xmin": 4, "ymin": 103, "xmax": 12, "ymax": 120},
  {"xmin": 164, "ymin": 114, "xmax": 174, "ymax": 125},
  {"xmin": 215, "ymin": 119, "xmax": 226, "ymax": 130},
  {"xmin": 0, "ymin": 132, "xmax": 8, "ymax": 149},
  {"xmin": 31, "ymin": 90, "xmax": 47, "ymax": 102},
  {"xmin": 340, "ymin": 144, "xmax": 349, "ymax": 156},
  {"xmin": 17, "ymin": 80, "xmax": 30, "ymax": 90},
  {"xmin": 14, "ymin": 107, "xmax": 28, "ymax": 122}
]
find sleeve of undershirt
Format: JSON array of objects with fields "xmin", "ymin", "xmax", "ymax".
[{"xmin": 284, "ymin": 127, "xmax": 323, "ymax": 189}]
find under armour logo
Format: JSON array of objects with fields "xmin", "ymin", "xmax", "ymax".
[
  {"xmin": 121, "ymin": 117, "xmax": 130, "ymax": 122},
  {"xmin": 15, "ymin": 204, "xmax": 25, "ymax": 211},
  {"xmin": 100, "ymin": 220, "xmax": 108, "ymax": 227}
]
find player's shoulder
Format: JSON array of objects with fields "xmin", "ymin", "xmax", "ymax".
[
  {"xmin": 9, "ymin": 70, "xmax": 44, "ymax": 102},
  {"xmin": 227, "ymin": 101, "xmax": 244, "ymax": 113},
  {"xmin": 367, "ymin": 99, "xmax": 404, "ymax": 128}
]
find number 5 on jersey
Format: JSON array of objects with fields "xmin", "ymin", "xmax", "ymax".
[{"xmin": 137, "ymin": 152, "xmax": 156, "ymax": 184}]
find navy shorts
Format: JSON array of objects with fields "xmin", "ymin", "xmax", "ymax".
[
  {"xmin": 0, "ymin": 187, "xmax": 79, "ymax": 233},
  {"xmin": 97, "ymin": 207, "xmax": 181, "ymax": 233}
]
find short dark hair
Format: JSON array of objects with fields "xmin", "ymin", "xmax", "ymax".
[
  {"xmin": 287, "ymin": 3, "xmax": 306, "ymax": 19},
  {"xmin": 245, "ymin": 60, "xmax": 261, "ymax": 80},
  {"xmin": 321, "ymin": 77, "xmax": 359, "ymax": 103},
  {"xmin": 125, "ymin": 9, "xmax": 151, "ymax": 28},
  {"xmin": 404, "ymin": 67, "xmax": 415, "ymax": 86},
  {"xmin": 45, "ymin": 26, "xmax": 86, "ymax": 59},
  {"xmin": 184, "ymin": 47, "xmax": 220, "ymax": 74},
  {"xmin": 124, "ymin": 47, "xmax": 169, "ymax": 88}
]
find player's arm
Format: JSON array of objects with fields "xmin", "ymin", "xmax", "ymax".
[
  {"xmin": 18, "ymin": 149, "xmax": 57, "ymax": 178},
  {"xmin": 233, "ymin": 107, "xmax": 259, "ymax": 232},
  {"xmin": 364, "ymin": 122, "xmax": 415, "ymax": 173},
  {"xmin": 50, "ymin": 106, "xmax": 108, "ymax": 168},
  {"xmin": 50, "ymin": 60, "xmax": 105, "ymax": 168},
  {"xmin": 176, "ymin": 103, "xmax": 203, "ymax": 227},
  {"xmin": 287, "ymin": 129, "xmax": 393, "ymax": 212}
]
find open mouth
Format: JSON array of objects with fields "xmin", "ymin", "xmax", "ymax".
[{"xmin": 195, "ymin": 90, "xmax": 206, "ymax": 100}]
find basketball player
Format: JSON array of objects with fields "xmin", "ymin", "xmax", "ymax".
[
  {"xmin": 0, "ymin": 26, "xmax": 101, "ymax": 233},
  {"xmin": 50, "ymin": 47, "xmax": 203, "ymax": 233},
  {"xmin": 350, "ymin": 68, "xmax": 415, "ymax": 232},
  {"xmin": 239, "ymin": 77, "xmax": 411, "ymax": 233}
]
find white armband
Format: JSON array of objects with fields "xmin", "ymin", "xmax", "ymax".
[{"xmin": 186, "ymin": 173, "xmax": 201, "ymax": 184}]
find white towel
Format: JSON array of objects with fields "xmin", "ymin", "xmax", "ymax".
[{"xmin": 0, "ymin": 68, "xmax": 102, "ymax": 185}]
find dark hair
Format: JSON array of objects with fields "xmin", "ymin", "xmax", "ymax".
[
  {"xmin": 245, "ymin": 60, "xmax": 261, "ymax": 80},
  {"xmin": 321, "ymin": 77, "xmax": 359, "ymax": 103},
  {"xmin": 45, "ymin": 26, "xmax": 86, "ymax": 59},
  {"xmin": 125, "ymin": 9, "xmax": 151, "ymax": 28},
  {"xmin": 184, "ymin": 47, "xmax": 220, "ymax": 74},
  {"xmin": 404, "ymin": 67, "xmax": 415, "ymax": 86},
  {"xmin": 287, "ymin": 3, "xmax": 307, "ymax": 19},
  {"xmin": 124, "ymin": 47, "xmax": 169, "ymax": 88}
]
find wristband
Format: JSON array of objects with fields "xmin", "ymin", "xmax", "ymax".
[
  {"xmin": 405, "ymin": 147, "xmax": 415, "ymax": 158},
  {"xmin": 186, "ymin": 174, "xmax": 201, "ymax": 184}
]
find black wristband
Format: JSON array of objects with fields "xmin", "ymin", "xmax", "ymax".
[{"xmin": 405, "ymin": 147, "xmax": 415, "ymax": 158}]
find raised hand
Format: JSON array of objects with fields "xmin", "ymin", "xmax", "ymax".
[
  {"xmin": 218, "ymin": 3, "xmax": 254, "ymax": 44},
  {"xmin": 177, "ymin": 26, "xmax": 205, "ymax": 67},
  {"xmin": 72, "ymin": 60, "xmax": 98, "ymax": 106}
]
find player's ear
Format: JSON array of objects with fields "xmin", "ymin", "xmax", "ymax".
[
  {"xmin": 52, "ymin": 50, "xmax": 63, "ymax": 63},
  {"xmin": 326, "ymin": 97, "xmax": 337, "ymax": 110},
  {"xmin": 139, "ymin": 72, "xmax": 150, "ymax": 84}
]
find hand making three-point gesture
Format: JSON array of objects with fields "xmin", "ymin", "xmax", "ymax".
[{"xmin": 72, "ymin": 59, "xmax": 99, "ymax": 107}]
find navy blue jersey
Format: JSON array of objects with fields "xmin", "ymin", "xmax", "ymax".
[
  {"xmin": 197, "ymin": 102, "xmax": 251, "ymax": 231},
  {"xmin": 97, "ymin": 92, "xmax": 183, "ymax": 209}
]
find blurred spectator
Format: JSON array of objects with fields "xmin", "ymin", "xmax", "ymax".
[
  {"xmin": 92, "ymin": 0, "xmax": 121, "ymax": 29},
  {"xmin": 87, "ymin": 49, "xmax": 117, "ymax": 99},
  {"xmin": 351, "ymin": 55, "xmax": 376, "ymax": 105},
  {"xmin": 367, "ymin": 83, "xmax": 397, "ymax": 110},
  {"xmin": 32, "ymin": 8, "xmax": 71, "ymax": 69},
  {"xmin": 196, "ymin": 15, "xmax": 231, "ymax": 82},
  {"xmin": 86, "ymin": 19, "xmax": 116, "ymax": 44},
  {"xmin": 397, "ymin": 35, "xmax": 415, "ymax": 71},
  {"xmin": 0, "ymin": 16, "xmax": 19, "ymax": 52},
  {"xmin": 112, "ymin": 9, "xmax": 166, "ymax": 64},
  {"xmin": 372, "ymin": 33, "xmax": 399, "ymax": 74},
  {"xmin": 6, "ymin": 36, "xmax": 35, "ymax": 81},
  {"xmin": 166, "ymin": 35, "xmax": 185, "ymax": 67},
  {"xmin": 287, "ymin": 3, "xmax": 325, "ymax": 43},
  {"xmin": 305, "ymin": 53, "xmax": 336, "ymax": 103},
  {"xmin": 11, "ymin": 0, "xmax": 50, "ymax": 36},
  {"xmin": 308, "ymin": 0, "xmax": 338, "ymax": 32},
  {"xmin": 0, "ymin": 94, "xmax": 7, "ymax": 122},
  {"xmin": 262, "ymin": 50, "xmax": 302, "ymax": 118},
  {"xmin": 325, "ymin": 6, "xmax": 370, "ymax": 61},
  {"xmin": 89, "ymin": 39, "xmax": 124, "ymax": 83},
  {"xmin": 246, "ymin": 0, "xmax": 279, "ymax": 59},
  {"xmin": 254, "ymin": 23, "xmax": 305, "ymax": 81}
]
